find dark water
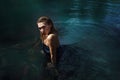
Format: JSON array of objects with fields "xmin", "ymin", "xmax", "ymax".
[{"xmin": 0, "ymin": 0, "xmax": 120, "ymax": 80}]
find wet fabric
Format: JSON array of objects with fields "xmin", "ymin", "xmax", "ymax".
[{"xmin": 42, "ymin": 43, "xmax": 64, "ymax": 67}]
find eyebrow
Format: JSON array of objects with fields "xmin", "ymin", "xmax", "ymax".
[{"xmin": 38, "ymin": 26, "xmax": 45, "ymax": 29}]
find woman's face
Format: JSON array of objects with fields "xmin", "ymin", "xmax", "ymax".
[{"xmin": 37, "ymin": 22, "xmax": 51, "ymax": 35}]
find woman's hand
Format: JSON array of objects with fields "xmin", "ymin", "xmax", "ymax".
[
  {"xmin": 47, "ymin": 62, "xmax": 55, "ymax": 68},
  {"xmin": 46, "ymin": 62, "xmax": 55, "ymax": 69}
]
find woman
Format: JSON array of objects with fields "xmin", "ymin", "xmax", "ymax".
[{"xmin": 37, "ymin": 16, "xmax": 62, "ymax": 70}]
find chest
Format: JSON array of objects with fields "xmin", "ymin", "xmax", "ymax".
[{"xmin": 43, "ymin": 38, "xmax": 49, "ymax": 46}]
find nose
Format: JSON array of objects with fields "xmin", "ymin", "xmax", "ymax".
[{"xmin": 40, "ymin": 29, "xmax": 44, "ymax": 33}]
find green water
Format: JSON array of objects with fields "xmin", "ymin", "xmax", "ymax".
[{"xmin": 0, "ymin": 0, "xmax": 120, "ymax": 80}]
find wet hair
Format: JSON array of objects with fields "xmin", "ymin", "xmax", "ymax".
[
  {"xmin": 37, "ymin": 16, "xmax": 58, "ymax": 42},
  {"xmin": 37, "ymin": 16, "xmax": 53, "ymax": 26}
]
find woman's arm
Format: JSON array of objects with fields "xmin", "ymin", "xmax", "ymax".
[{"xmin": 47, "ymin": 34, "xmax": 59, "ymax": 66}]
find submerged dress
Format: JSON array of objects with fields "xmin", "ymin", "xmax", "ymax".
[{"xmin": 42, "ymin": 43, "xmax": 64, "ymax": 68}]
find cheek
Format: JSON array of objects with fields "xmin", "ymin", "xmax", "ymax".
[
  {"xmin": 44, "ymin": 27, "xmax": 49, "ymax": 32},
  {"xmin": 46, "ymin": 28, "xmax": 51, "ymax": 33},
  {"xmin": 46, "ymin": 26, "xmax": 51, "ymax": 31}
]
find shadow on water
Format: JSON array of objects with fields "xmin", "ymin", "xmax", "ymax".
[{"xmin": 0, "ymin": 0, "xmax": 120, "ymax": 80}]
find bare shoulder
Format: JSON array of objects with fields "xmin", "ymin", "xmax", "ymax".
[
  {"xmin": 47, "ymin": 34, "xmax": 58, "ymax": 40},
  {"xmin": 47, "ymin": 34, "xmax": 59, "ymax": 46}
]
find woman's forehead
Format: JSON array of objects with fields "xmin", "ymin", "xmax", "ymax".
[{"xmin": 37, "ymin": 22, "xmax": 46, "ymax": 27}]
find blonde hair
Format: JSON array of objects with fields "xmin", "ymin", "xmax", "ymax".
[{"xmin": 37, "ymin": 16, "xmax": 58, "ymax": 42}]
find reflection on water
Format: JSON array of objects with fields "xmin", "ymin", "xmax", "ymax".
[{"xmin": 0, "ymin": 0, "xmax": 120, "ymax": 80}]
